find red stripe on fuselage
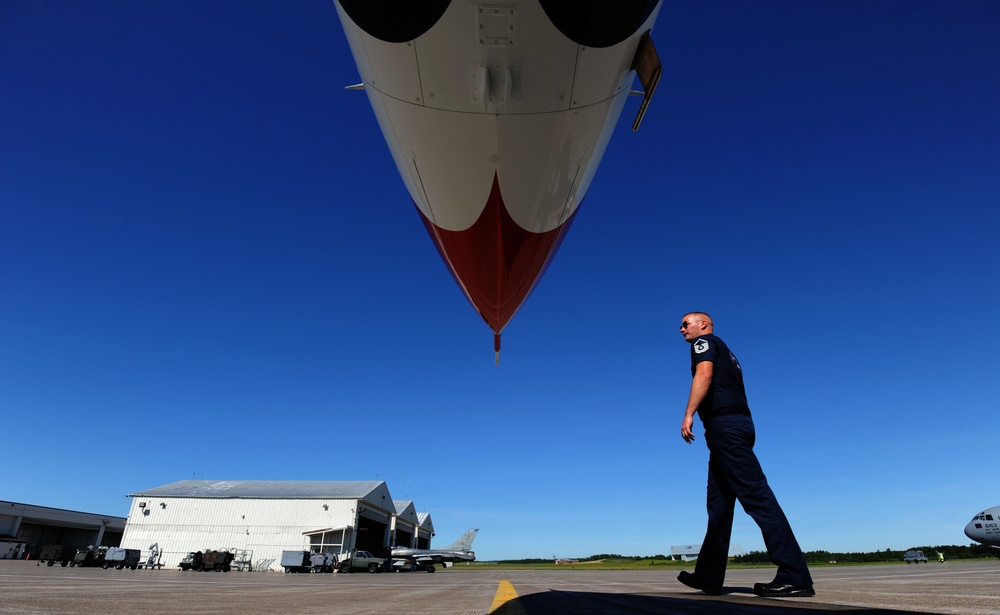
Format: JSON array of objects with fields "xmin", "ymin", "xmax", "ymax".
[{"xmin": 418, "ymin": 173, "xmax": 576, "ymax": 334}]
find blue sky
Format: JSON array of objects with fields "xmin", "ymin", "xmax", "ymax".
[{"xmin": 2, "ymin": 1, "xmax": 998, "ymax": 561}]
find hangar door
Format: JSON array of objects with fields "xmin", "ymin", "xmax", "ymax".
[
  {"xmin": 394, "ymin": 528, "xmax": 413, "ymax": 548},
  {"xmin": 355, "ymin": 515, "xmax": 387, "ymax": 553},
  {"xmin": 17, "ymin": 522, "xmax": 121, "ymax": 554}
]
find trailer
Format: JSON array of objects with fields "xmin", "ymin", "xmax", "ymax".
[
  {"xmin": 203, "ymin": 550, "xmax": 234, "ymax": 572},
  {"xmin": 281, "ymin": 550, "xmax": 337, "ymax": 573},
  {"xmin": 70, "ymin": 546, "xmax": 107, "ymax": 568},
  {"xmin": 37, "ymin": 544, "xmax": 74, "ymax": 567},
  {"xmin": 102, "ymin": 548, "xmax": 141, "ymax": 570},
  {"xmin": 179, "ymin": 550, "xmax": 233, "ymax": 572}
]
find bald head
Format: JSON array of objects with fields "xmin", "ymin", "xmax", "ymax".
[{"xmin": 680, "ymin": 312, "xmax": 713, "ymax": 341}]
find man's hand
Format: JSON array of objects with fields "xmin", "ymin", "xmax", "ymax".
[{"xmin": 681, "ymin": 414, "xmax": 695, "ymax": 443}]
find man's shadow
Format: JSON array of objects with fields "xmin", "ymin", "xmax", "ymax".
[{"xmin": 490, "ymin": 588, "xmax": 937, "ymax": 614}]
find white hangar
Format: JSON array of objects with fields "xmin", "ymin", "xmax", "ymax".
[{"xmin": 120, "ymin": 480, "xmax": 434, "ymax": 570}]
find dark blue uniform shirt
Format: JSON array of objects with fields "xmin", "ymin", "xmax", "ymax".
[{"xmin": 690, "ymin": 333, "xmax": 750, "ymax": 422}]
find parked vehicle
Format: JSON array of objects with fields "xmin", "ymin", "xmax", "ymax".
[
  {"xmin": 904, "ymin": 549, "xmax": 928, "ymax": 563},
  {"xmin": 281, "ymin": 550, "xmax": 337, "ymax": 573},
  {"xmin": 179, "ymin": 551, "xmax": 202, "ymax": 571},
  {"xmin": 205, "ymin": 550, "xmax": 233, "ymax": 572},
  {"xmin": 178, "ymin": 550, "xmax": 233, "ymax": 571},
  {"xmin": 70, "ymin": 546, "xmax": 107, "ymax": 567},
  {"xmin": 338, "ymin": 550, "xmax": 386, "ymax": 574},
  {"xmin": 37, "ymin": 544, "xmax": 74, "ymax": 567},
  {"xmin": 102, "ymin": 548, "xmax": 141, "ymax": 570}
]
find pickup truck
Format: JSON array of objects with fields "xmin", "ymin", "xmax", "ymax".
[{"xmin": 338, "ymin": 550, "xmax": 386, "ymax": 573}]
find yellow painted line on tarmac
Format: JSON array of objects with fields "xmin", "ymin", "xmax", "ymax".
[{"xmin": 488, "ymin": 579, "xmax": 526, "ymax": 614}]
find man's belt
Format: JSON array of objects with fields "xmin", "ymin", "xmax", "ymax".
[{"xmin": 713, "ymin": 409, "xmax": 751, "ymax": 418}]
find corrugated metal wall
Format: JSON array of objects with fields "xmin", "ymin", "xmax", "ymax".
[{"xmin": 120, "ymin": 497, "xmax": 360, "ymax": 569}]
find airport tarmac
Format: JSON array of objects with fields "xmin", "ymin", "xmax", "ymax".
[{"xmin": 1, "ymin": 559, "xmax": 998, "ymax": 615}]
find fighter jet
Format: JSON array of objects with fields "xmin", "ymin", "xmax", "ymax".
[
  {"xmin": 964, "ymin": 505, "xmax": 1000, "ymax": 553},
  {"xmin": 391, "ymin": 528, "xmax": 479, "ymax": 572}
]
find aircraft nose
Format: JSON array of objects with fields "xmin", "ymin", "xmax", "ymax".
[{"xmin": 963, "ymin": 521, "xmax": 978, "ymax": 541}]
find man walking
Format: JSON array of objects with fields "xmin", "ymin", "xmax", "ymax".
[{"xmin": 676, "ymin": 312, "xmax": 814, "ymax": 597}]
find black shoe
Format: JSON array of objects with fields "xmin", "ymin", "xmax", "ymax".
[
  {"xmin": 753, "ymin": 581, "xmax": 815, "ymax": 598},
  {"xmin": 677, "ymin": 571, "xmax": 723, "ymax": 595}
]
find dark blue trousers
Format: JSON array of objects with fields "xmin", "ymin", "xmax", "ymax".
[{"xmin": 694, "ymin": 414, "xmax": 812, "ymax": 588}]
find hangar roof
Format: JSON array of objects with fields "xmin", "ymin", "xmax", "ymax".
[
  {"xmin": 393, "ymin": 500, "xmax": 418, "ymax": 526},
  {"xmin": 417, "ymin": 511, "xmax": 433, "ymax": 531},
  {"xmin": 1, "ymin": 500, "xmax": 126, "ymax": 532},
  {"xmin": 394, "ymin": 500, "xmax": 414, "ymax": 514},
  {"xmin": 129, "ymin": 480, "xmax": 389, "ymax": 500}
]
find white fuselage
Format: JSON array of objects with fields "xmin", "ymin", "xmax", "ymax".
[
  {"xmin": 334, "ymin": 1, "xmax": 662, "ymax": 341},
  {"xmin": 964, "ymin": 505, "xmax": 1000, "ymax": 547}
]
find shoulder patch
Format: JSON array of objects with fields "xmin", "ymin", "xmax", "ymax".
[{"xmin": 693, "ymin": 339, "xmax": 709, "ymax": 354}]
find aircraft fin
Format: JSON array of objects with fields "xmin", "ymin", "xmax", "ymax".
[{"xmin": 443, "ymin": 528, "xmax": 479, "ymax": 551}]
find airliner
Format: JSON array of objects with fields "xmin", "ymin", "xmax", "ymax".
[
  {"xmin": 333, "ymin": 1, "xmax": 663, "ymax": 358},
  {"xmin": 392, "ymin": 528, "xmax": 479, "ymax": 572},
  {"xmin": 964, "ymin": 505, "xmax": 1000, "ymax": 552}
]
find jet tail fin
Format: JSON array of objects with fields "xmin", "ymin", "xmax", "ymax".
[{"xmin": 444, "ymin": 528, "xmax": 479, "ymax": 551}]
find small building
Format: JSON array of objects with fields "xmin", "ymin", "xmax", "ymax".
[
  {"xmin": 121, "ymin": 479, "xmax": 421, "ymax": 570},
  {"xmin": 671, "ymin": 544, "xmax": 701, "ymax": 561},
  {"xmin": 1, "ymin": 500, "xmax": 125, "ymax": 559},
  {"xmin": 670, "ymin": 543, "xmax": 745, "ymax": 561}
]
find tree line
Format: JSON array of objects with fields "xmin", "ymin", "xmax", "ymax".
[
  {"xmin": 495, "ymin": 544, "xmax": 998, "ymax": 565},
  {"xmin": 734, "ymin": 544, "xmax": 998, "ymax": 564}
]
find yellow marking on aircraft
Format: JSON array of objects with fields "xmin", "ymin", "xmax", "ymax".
[{"xmin": 488, "ymin": 579, "xmax": 526, "ymax": 614}]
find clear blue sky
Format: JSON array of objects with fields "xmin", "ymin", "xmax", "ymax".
[{"xmin": 2, "ymin": 1, "xmax": 998, "ymax": 561}]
